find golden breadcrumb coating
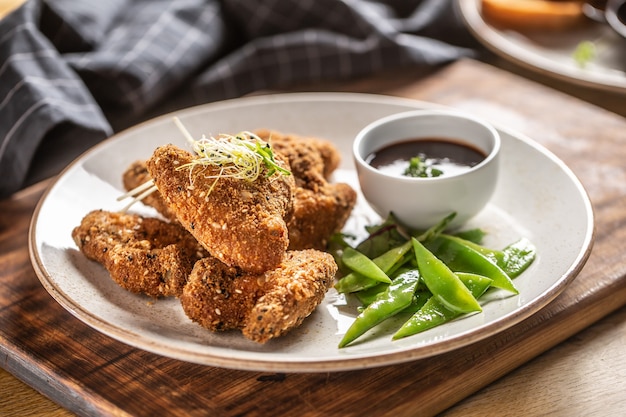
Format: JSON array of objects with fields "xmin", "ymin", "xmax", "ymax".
[
  {"xmin": 180, "ymin": 249, "xmax": 336, "ymax": 343},
  {"xmin": 287, "ymin": 183, "xmax": 356, "ymax": 250},
  {"xmin": 71, "ymin": 210, "xmax": 207, "ymax": 297},
  {"xmin": 243, "ymin": 249, "xmax": 336, "ymax": 343},
  {"xmin": 314, "ymin": 139, "xmax": 342, "ymax": 179},
  {"xmin": 179, "ymin": 257, "xmax": 263, "ymax": 331},
  {"xmin": 258, "ymin": 130, "xmax": 357, "ymax": 250},
  {"xmin": 146, "ymin": 144, "xmax": 295, "ymax": 273}
]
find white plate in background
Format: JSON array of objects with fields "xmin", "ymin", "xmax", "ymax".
[{"xmin": 458, "ymin": 0, "xmax": 626, "ymax": 92}]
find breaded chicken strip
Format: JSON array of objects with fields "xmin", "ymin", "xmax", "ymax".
[
  {"xmin": 243, "ymin": 250, "xmax": 336, "ymax": 343},
  {"xmin": 178, "ymin": 257, "xmax": 262, "ymax": 332},
  {"xmin": 146, "ymin": 144, "xmax": 295, "ymax": 273},
  {"xmin": 287, "ymin": 184, "xmax": 356, "ymax": 250},
  {"xmin": 71, "ymin": 210, "xmax": 208, "ymax": 297},
  {"xmin": 180, "ymin": 249, "xmax": 336, "ymax": 343},
  {"xmin": 258, "ymin": 130, "xmax": 357, "ymax": 250}
]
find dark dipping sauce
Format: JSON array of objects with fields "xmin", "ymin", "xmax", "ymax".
[{"xmin": 366, "ymin": 138, "xmax": 487, "ymax": 178}]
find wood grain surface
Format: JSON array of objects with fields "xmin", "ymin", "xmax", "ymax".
[
  {"xmin": 443, "ymin": 304, "xmax": 626, "ymax": 416},
  {"xmin": 1, "ymin": 59, "xmax": 626, "ymax": 416}
]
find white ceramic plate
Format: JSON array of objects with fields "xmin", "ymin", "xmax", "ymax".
[
  {"xmin": 29, "ymin": 93, "xmax": 594, "ymax": 372},
  {"xmin": 457, "ymin": 0, "xmax": 626, "ymax": 92}
]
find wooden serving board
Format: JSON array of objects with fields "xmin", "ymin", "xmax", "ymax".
[{"xmin": 2, "ymin": 59, "xmax": 625, "ymax": 416}]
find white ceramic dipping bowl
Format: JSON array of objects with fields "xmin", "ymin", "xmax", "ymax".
[{"xmin": 353, "ymin": 110, "xmax": 501, "ymax": 230}]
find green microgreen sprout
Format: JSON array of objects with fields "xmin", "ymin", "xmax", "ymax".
[
  {"xmin": 118, "ymin": 117, "xmax": 290, "ymax": 211},
  {"xmin": 178, "ymin": 131, "xmax": 290, "ymax": 183},
  {"xmin": 172, "ymin": 117, "xmax": 290, "ymax": 195}
]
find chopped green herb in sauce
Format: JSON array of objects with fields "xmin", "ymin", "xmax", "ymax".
[{"xmin": 403, "ymin": 155, "xmax": 444, "ymax": 178}]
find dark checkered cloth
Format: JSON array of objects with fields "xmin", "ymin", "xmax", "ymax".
[{"xmin": 0, "ymin": 0, "xmax": 476, "ymax": 197}]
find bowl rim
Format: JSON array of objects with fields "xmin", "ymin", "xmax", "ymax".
[{"xmin": 352, "ymin": 109, "xmax": 501, "ymax": 182}]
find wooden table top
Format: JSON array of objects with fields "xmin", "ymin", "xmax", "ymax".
[{"xmin": 2, "ymin": 56, "xmax": 626, "ymax": 416}]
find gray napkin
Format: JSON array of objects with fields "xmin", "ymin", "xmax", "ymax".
[{"xmin": 0, "ymin": 0, "xmax": 477, "ymax": 198}]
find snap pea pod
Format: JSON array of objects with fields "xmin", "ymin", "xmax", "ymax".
[
  {"xmin": 393, "ymin": 272, "xmax": 492, "ymax": 340},
  {"xmin": 500, "ymin": 237, "xmax": 536, "ymax": 278},
  {"xmin": 355, "ymin": 282, "xmax": 390, "ymax": 306},
  {"xmin": 357, "ymin": 287, "xmax": 431, "ymax": 313},
  {"xmin": 341, "ymin": 247, "xmax": 391, "ymax": 284},
  {"xmin": 432, "ymin": 234, "xmax": 536, "ymax": 279},
  {"xmin": 335, "ymin": 240, "xmax": 412, "ymax": 293},
  {"xmin": 334, "ymin": 271, "xmax": 378, "ymax": 294},
  {"xmin": 438, "ymin": 234, "xmax": 505, "ymax": 265},
  {"xmin": 401, "ymin": 290, "xmax": 432, "ymax": 315},
  {"xmin": 412, "ymin": 238, "xmax": 482, "ymax": 314},
  {"xmin": 326, "ymin": 232, "xmax": 353, "ymax": 273},
  {"xmin": 426, "ymin": 234, "xmax": 518, "ymax": 294},
  {"xmin": 355, "ymin": 266, "xmax": 429, "ymax": 306},
  {"xmin": 453, "ymin": 228, "xmax": 486, "ymax": 244},
  {"xmin": 338, "ymin": 269, "xmax": 422, "ymax": 348}
]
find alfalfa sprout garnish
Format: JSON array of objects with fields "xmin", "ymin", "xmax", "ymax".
[{"xmin": 118, "ymin": 117, "xmax": 290, "ymax": 211}]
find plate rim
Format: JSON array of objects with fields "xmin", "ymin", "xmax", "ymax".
[{"xmin": 28, "ymin": 92, "xmax": 595, "ymax": 372}]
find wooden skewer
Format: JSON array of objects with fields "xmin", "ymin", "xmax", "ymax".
[
  {"xmin": 116, "ymin": 179, "xmax": 155, "ymax": 201},
  {"xmin": 116, "ymin": 117, "xmax": 193, "ymax": 212}
]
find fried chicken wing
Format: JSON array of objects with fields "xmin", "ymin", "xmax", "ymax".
[
  {"xmin": 180, "ymin": 249, "xmax": 336, "ymax": 343},
  {"xmin": 146, "ymin": 144, "xmax": 295, "ymax": 273},
  {"xmin": 71, "ymin": 210, "xmax": 207, "ymax": 297}
]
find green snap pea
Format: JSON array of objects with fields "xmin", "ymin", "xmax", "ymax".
[
  {"xmin": 335, "ymin": 240, "xmax": 413, "ymax": 293},
  {"xmin": 429, "ymin": 234, "xmax": 535, "ymax": 280},
  {"xmin": 426, "ymin": 234, "xmax": 518, "ymax": 294},
  {"xmin": 438, "ymin": 234, "xmax": 505, "ymax": 265},
  {"xmin": 500, "ymin": 237, "xmax": 536, "ymax": 278},
  {"xmin": 393, "ymin": 272, "xmax": 492, "ymax": 340},
  {"xmin": 378, "ymin": 240, "xmax": 413, "ymax": 268},
  {"xmin": 412, "ymin": 238, "xmax": 482, "ymax": 314},
  {"xmin": 453, "ymin": 228, "xmax": 486, "ymax": 244},
  {"xmin": 355, "ymin": 267, "xmax": 429, "ymax": 307},
  {"xmin": 326, "ymin": 232, "xmax": 353, "ymax": 273},
  {"xmin": 341, "ymin": 247, "xmax": 391, "ymax": 284},
  {"xmin": 334, "ymin": 271, "xmax": 380, "ymax": 294},
  {"xmin": 334, "ymin": 213, "xmax": 537, "ymax": 347},
  {"xmin": 401, "ymin": 290, "xmax": 432, "ymax": 315},
  {"xmin": 355, "ymin": 282, "xmax": 390, "ymax": 306},
  {"xmin": 355, "ymin": 266, "xmax": 429, "ymax": 307},
  {"xmin": 338, "ymin": 269, "xmax": 422, "ymax": 348}
]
